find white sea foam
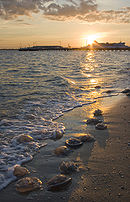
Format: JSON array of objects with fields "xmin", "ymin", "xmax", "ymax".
[{"xmin": 0, "ymin": 116, "xmax": 65, "ymax": 191}]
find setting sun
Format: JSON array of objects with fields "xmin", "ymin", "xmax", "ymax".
[
  {"xmin": 81, "ymin": 34, "xmax": 101, "ymax": 47},
  {"xmin": 87, "ymin": 35, "xmax": 98, "ymax": 45}
]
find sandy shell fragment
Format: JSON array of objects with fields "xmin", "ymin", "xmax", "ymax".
[
  {"xmin": 13, "ymin": 166, "xmax": 30, "ymax": 177},
  {"xmin": 79, "ymin": 134, "xmax": 95, "ymax": 142},
  {"xmin": 47, "ymin": 174, "xmax": 72, "ymax": 191},
  {"xmin": 16, "ymin": 177, "xmax": 42, "ymax": 193},
  {"xmin": 17, "ymin": 134, "xmax": 33, "ymax": 143},
  {"xmin": 95, "ymin": 123, "xmax": 107, "ymax": 130},
  {"xmin": 94, "ymin": 109, "xmax": 103, "ymax": 116},
  {"xmin": 59, "ymin": 161, "xmax": 78, "ymax": 174},
  {"xmin": 86, "ymin": 118, "xmax": 102, "ymax": 125},
  {"xmin": 54, "ymin": 146, "xmax": 69, "ymax": 156},
  {"xmin": 65, "ymin": 138, "xmax": 83, "ymax": 148}
]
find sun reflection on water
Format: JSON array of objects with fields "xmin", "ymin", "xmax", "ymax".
[
  {"xmin": 79, "ymin": 51, "xmax": 104, "ymax": 102},
  {"xmin": 90, "ymin": 78, "xmax": 98, "ymax": 84}
]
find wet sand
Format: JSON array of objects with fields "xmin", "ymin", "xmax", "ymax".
[{"xmin": 0, "ymin": 95, "xmax": 130, "ymax": 202}]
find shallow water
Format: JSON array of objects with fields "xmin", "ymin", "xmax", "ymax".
[{"xmin": 0, "ymin": 50, "xmax": 130, "ymax": 190}]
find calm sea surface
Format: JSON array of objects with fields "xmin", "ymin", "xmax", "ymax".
[{"xmin": 0, "ymin": 50, "xmax": 130, "ymax": 190}]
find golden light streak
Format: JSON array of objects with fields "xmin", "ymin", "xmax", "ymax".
[{"xmin": 81, "ymin": 33, "xmax": 103, "ymax": 46}]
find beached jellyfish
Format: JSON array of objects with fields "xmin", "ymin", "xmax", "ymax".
[
  {"xmin": 54, "ymin": 146, "xmax": 70, "ymax": 156},
  {"xmin": 59, "ymin": 161, "xmax": 79, "ymax": 174},
  {"xmin": 65, "ymin": 138, "xmax": 83, "ymax": 148},
  {"xmin": 16, "ymin": 177, "xmax": 42, "ymax": 193},
  {"xmin": 17, "ymin": 134, "xmax": 33, "ymax": 143},
  {"xmin": 13, "ymin": 165, "xmax": 30, "ymax": 177},
  {"xmin": 86, "ymin": 118, "xmax": 102, "ymax": 125},
  {"xmin": 78, "ymin": 134, "xmax": 95, "ymax": 142},
  {"xmin": 51, "ymin": 130, "xmax": 63, "ymax": 140},
  {"xmin": 95, "ymin": 123, "xmax": 107, "ymax": 130},
  {"xmin": 47, "ymin": 174, "xmax": 72, "ymax": 191}
]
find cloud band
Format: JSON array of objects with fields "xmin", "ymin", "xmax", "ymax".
[{"xmin": 0, "ymin": 0, "xmax": 130, "ymax": 23}]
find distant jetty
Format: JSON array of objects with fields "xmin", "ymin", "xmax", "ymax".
[
  {"xmin": 19, "ymin": 46, "xmax": 69, "ymax": 51},
  {"xmin": 19, "ymin": 42, "xmax": 130, "ymax": 51}
]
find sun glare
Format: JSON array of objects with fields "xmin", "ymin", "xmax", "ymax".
[
  {"xmin": 87, "ymin": 35, "xmax": 97, "ymax": 45},
  {"xmin": 82, "ymin": 34, "xmax": 101, "ymax": 46}
]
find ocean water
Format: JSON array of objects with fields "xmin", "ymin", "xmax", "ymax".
[{"xmin": 0, "ymin": 50, "xmax": 130, "ymax": 190}]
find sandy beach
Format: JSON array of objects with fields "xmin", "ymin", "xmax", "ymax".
[{"xmin": 0, "ymin": 94, "xmax": 130, "ymax": 202}]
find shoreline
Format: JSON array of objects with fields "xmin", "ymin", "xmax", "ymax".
[{"xmin": 0, "ymin": 94, "xmax": 130, "ymax": 201}]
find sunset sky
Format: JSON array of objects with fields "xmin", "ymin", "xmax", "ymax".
[{"xmin": 0, "ymin": 0, "xmax": 130, "ymax": 49}]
